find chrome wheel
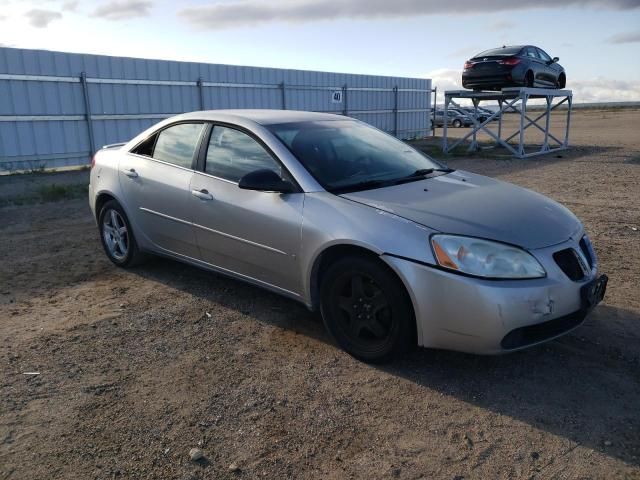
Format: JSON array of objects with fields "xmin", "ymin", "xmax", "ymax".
[{"xmin": 102, "ymin": 209, "xmax": 129, "ymax": 261}]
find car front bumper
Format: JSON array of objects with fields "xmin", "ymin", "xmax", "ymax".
[{"xmin": 383, "ymin": 238, "xmax": 605, "ymax": 354}]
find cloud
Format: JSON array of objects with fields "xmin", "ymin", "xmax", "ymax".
[
  {"xmin": 607, "ymin": 31, "xmax": 640, "ymax": 44},
  {"xmin": 447, "ymin": 45, "xmax": 481, "ymax": 59},
  {"xmin": 423, "ymin": 68, "xmax": 464, "ymax": 97},
  {"xmin": 570, "ymin": 77, "xmax": 640, "ymax": 102},
  {"xmin": 179, "ymin": 0, "xmax": 640, "ymax": 29},
  {"xmin": 489, "ymin": 19, "xmax": 515, "ymax": 30},
  {"xmin": 92, "ymin": 0, "xmax": 153, "ymax": 20},
  {"xmin": 62, "ymin": 1, "xmax": 79, "ymax": 12},
  {"xmin": 25, "ymin": 9, "xmax": 63, "ymax": 28}
]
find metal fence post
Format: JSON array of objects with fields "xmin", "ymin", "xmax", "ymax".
[
  {"xmin": 543, "ymin": 95, "xmax": 552, "ymax": 151},
  {"xmin": 80, "ymin": 72, "xmax": 96, "ymax": 156},
  {"xmin": 280, "ymin": 82, "xmax": 287, "ymax": 110},
  {"xmin": 342, "ymin": 84, "xmax": 348, "ymax": 116},
  {"xmin": 564, "ymin": 93, "xmax": 572, "ymax": 147},
  {"xmin": 197, "ymin": 78, "xmax": 205, "ymax": 110},
  {"xmin": 393, "ymin": 85, "xmax": 398, "ymax": 137},
  {"xmin": 442, "ymin": 94, "xmax": 449, "ymax": 153},
  {"xmin": 431, "ymin": 87, "xmax": 437, "ymax": 136},
  {"xmin": 518, "ymin": 91, "xmax": 527, "ymax": 157},
  {"xmin": 497, "ymin": 99, "xmax": 503, "ymax": 140}
]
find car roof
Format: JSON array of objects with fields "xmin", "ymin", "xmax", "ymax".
[{"xmin": 173, "ymin": 109, "xmax": 347, "ymax": 126}]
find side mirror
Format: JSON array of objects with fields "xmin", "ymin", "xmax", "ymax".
[
  {"xmin": 238, "ymin": 169, "xmax": 295, "ymax": 193},
  {"xmin": 552, "ymin": 57, "xmax": 559, "ymax": 63}
]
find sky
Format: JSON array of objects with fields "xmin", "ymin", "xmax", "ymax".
[{"xmin": 0, "ymin": 0, "xmax": 639, "ymax": 102}]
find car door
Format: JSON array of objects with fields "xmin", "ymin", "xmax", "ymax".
[
  {"xmin": 536, "ymin": 48, "xmax": 560, "ymax": 86},
  {"xmin": 523, "ymin": 47, "xmax": 545, "ymax": 86},
  {"xmin": 189, "ymin": 124, "xmax": 304, "ymax": 295},
  {"xmin": 119, "ymin": 122, "xmax": 205, "ymax": 258}
]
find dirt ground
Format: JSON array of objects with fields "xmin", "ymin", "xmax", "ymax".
[{"xmin": 1, "ymin": 109, "xmax": 639, "ymax": 480}]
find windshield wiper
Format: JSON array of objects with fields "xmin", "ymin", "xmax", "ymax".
[
  {"xmin": 330, "ymin": 179, "xmax": 393, "ymax": 194},
  {"xmin": 410, "ymin": 167, "xmax": 455, "ymax": 176},
  {"xmin": 331, "ymin": 167, "xmax": 456, "ymax": 194},
  {"xmin": 392, "ymin": 167, "xmax": 456, "ymax": 183}
]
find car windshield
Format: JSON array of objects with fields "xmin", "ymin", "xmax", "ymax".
[
  {"xmin": 473, "ymin": 46, "xmax": 522, "ymax": 58},
  {"xmin": 267, "ymin": 120, "xmax": 446, "ymax": 194}
]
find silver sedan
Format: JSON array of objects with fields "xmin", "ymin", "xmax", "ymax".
[{"xmin": 89, "ymin": 110, "xmax": 607, "ymax": 363}]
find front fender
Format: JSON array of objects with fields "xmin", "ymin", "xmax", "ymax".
[{"xmin": 300, "ymin": 192, "xmax": 438, "ymax": 308}]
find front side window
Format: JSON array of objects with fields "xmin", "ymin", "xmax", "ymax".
[
  {"xmin": 537, "ymin": 48, "xmax": 552, "ymax": 62},
  {"xmin": 268, "ymin": 120, "xmax": 445, "ymax": 193},
  {"xmin": 153, "ymin": 123, "xmax": 204, "ymax": 169},
  {"xmin": 205, "ymin": 126, "xmax": 281, "ymax": 182}
]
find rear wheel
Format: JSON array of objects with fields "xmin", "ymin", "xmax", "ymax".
[
  {"xmin": 320, "ymin": 256, "xmax": 416, "ymax": 363},
  {"xmin": 98, "ymin": 200, "xmax": 145, "ymax": 268},
  {"xmin": 452, "ymin": 119, "xmax": 462, "ymax": 128},
  {"xmin": 525, "ymin": 71, "xmax": 535, "ymax": 88}
]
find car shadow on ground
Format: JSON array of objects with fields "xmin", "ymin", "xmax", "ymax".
[{"xmin": 132, "ymin": 256, "xmax": 640, "ymax": 467}]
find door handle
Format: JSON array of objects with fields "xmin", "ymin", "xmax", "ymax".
[
  {"xmin": 124, "ymin": 168, "xmax": 138, "ymax": 178},
  {"xmin": 191, "ymin": 189, "xmax": 213, "ymax": 201}
]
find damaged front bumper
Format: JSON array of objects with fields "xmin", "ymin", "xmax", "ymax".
[{"xmin": 383, "ymin": 237, "xmax": 606, "ymax": 354}]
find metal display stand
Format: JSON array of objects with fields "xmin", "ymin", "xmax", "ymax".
[{"xmin": 442, "ymin": 87, "xmax": 573, "ymax": 158}]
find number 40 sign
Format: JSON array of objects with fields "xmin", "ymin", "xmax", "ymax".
[{"xmin": 331, "ymin": 90, "xmax": 343, "ymax": 104}]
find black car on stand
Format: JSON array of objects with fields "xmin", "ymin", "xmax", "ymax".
[{"xmin": 462, "ymin": 45, "xmax": 566, "ymax": 91}]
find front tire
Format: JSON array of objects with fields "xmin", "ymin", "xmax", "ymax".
[
  {"xmin": 558, "ymin": 73, "xmax": 566, "ymax": 89},
  {"xmin": 320, "ymin": 256, "xmax": 416, "ymax": 363},
  {"xmin": 98, "ymin": 200, "xmax": 145, "ymax": 268},
  {"xmin": 452, "ymin": 119, "xmax": 462, "ymax": 128}
]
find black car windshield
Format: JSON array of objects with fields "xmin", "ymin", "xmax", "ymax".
[
  {"xmin": 473, "ymin": 46, "xmax": 523, "ymax": 58},
  {"xmin": 267, "ymin": 120, "xmax": 446, "ymax": 193}
]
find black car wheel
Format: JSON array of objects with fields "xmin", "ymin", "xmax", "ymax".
[
  {"xmin": 558, "ymin": 73, "xmax": 566, "ymax": 89},
  {"xmin": 320, "ymin": 256, "xmax": 416, "ymax": 363},
  {"xmin": 525, "ymin": 71, "xmax": 535, "ymax": 88},
  {"xmin": 452, "ymin": 119, "xmax": 462, "ymax": 128}
]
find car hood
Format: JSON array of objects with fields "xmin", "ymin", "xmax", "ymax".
[{"xmin": 340, "ymin": 171, "xmax": 582, "ymax": 250}]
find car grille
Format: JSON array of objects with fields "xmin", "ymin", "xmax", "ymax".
[
  {"xmin": 553, "ymin": 248, "xmax": 586, "ymax": 281},
  {"xmin": 501, "ymin": 310, "xmax": 587, "ymax": 350}
]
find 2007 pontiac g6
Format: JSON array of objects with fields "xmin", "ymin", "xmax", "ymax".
[{"xmin": 89, "ymin": 110, "xmax": 607, "ymax": 363}]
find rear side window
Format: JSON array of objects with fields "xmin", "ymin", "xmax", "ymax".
[
  {"xmin": 525, "ymin": 47, "xmax": 538, "ymax": 58},
  {"xmin": 152, "ymin": 123, "xmax": 204, "ymax": 169},
  {"xmin": 205, "ymin": 126, "xmax": 281, "ymax": 182}
]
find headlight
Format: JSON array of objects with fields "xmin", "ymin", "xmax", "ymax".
[{"xmin": 430, "ymin": 234, "xmax": 546, "ymax": 279}]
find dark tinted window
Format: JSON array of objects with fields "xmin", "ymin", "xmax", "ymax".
[
  {"xmin": 524, "ymin": 47, "xmax": 538, "ymax": 58},
  {"xmin": 131, "ymin": 134, "xmax": 157, "ymax": 157},
  {"xmin": 153, "ymin": 123, "xmax": 204, "ymax": 169},
  {"xmin": 268, "ymin": 120, "xmax": 442, "ymax": 192},
  {"xmin": 205, "ymin": 126, "xmax": 281, "ymax": 182},
  {"xmin": 473, "ymin": 46, "xmax": 523, "ymax": 58}
]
